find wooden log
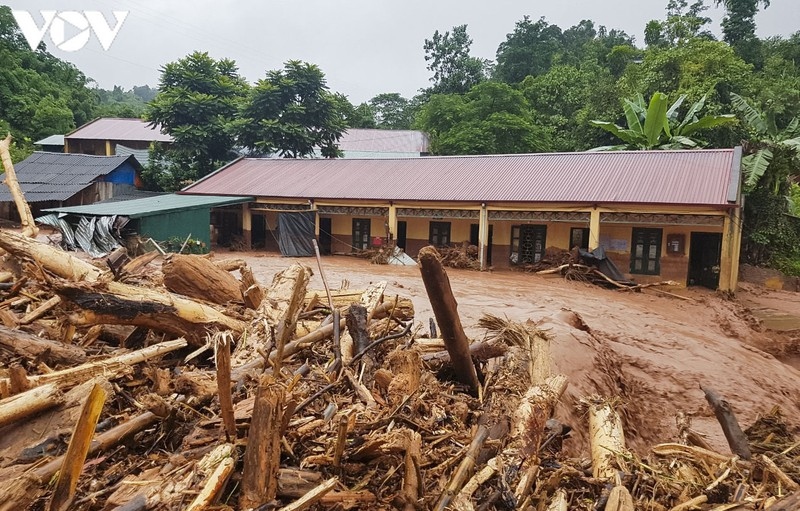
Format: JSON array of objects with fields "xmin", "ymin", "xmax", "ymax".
[
  {"xmin": 761, "ymin": 454, "xmax": 800, "ymax": 491},
  {"xmin": 18, "ymin": 295, "xmax": 61, "ymax": 325},
  {"xmin": 546, "ymin": 489, "xmax": 569, "ymax": 511},
  {"xmin": 0, "ymin": 134, "xmax": 38, "ymax": 237},
  {"xmin": 588, "ymin": 398, "xmax": 627, "ymax": 479},
  {"xmin": 185, "ymin": 443, "xmax": 237, "ymax": 511},
  {"xmin": 56, "ymin": 279, "xmax": 246, "ymax": 345},
  {"xmin": 0, "ymin": 382, "xmax": 63, "ymax": 428},
  {"xmin": 215, "ymin": 333, "xmax": 236, "ymax": 440},
  {"xmin": 402, "ymin": 430, "xmax": 422, "ymax": 511},
  {"xmin": 240, "ymin": 265, "xmax": 264, "ymax": 309},
  {"xmin": 606, "ymin": 485, "xmax": 635, "ymax": 511},
  {"xmin": 417, "ymin": 246, "xmax": 479, "ymax": 395},
  {"xmin": 0, "ymin": 338, "xmax": 187, "ymax": 390},
  {"xmin": 769, "ymin": 492, "xmax": 800, "ymax": 511},
  {"xmin": 214, "ymin": 258, "xmax": 246, "ymax": 271},
  {"xmin": 47, "ymin": 383, "xmax": 107, "ymax": 511},
  {"xmin": 9, "ymin": 363, "xmax": 29, "ymax": 394},
  {"xmin": 277, "ymin": 477, "xmax": 338, "ymax": 511},
  {"xmin": 240, "ymin": 375, "xmax": 285, "ymax": 509},
  {"xmin": 162, "ymin": 254, "xmax": 243, "ymax": 305},
  {"xmin": 0, "ymin": 230, "xmax": 101, "ymax": 281},
  {"xmin": 0, "ymin": 324, "xmax": 87, "ymax": 366},
  {"xmin": 233, "ymin": 263, "xmax": 309, "ymax": 367},
  {"xmin": 700, "ymin": 385, "xmax": 751, "ymax": 460},
  {"xmin": 651, "ymin": 443, "xmax": 749, "ymax": 467},
  {"xmin": 332, "ymin": 414, "xmax": 348, "ymax": 468}
]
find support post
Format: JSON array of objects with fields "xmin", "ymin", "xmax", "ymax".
[
  {"xmin": 589, "ymin": 208, "xmax": 601, "ymax": 250},
  {"xmin": 719, "ymin": 207, "xmax": 741, "ymax": 293},
  {"xmin": 478, "ymin": 203, "xmax": 489, "ymax": 270},
  {"xmin": 242, "ymin": 202, "xmax": 252, "ymax": 250},
  {"xmin": 388, "ymin": 203, "xmax": 398, "ymax": 242},
  {"xmin": 311, "ymin": 200, "xmax": 320, "ymax": 237},
  {"xmin": 105, "ymin": 140, "xmax": 113, "ymax": 156}
]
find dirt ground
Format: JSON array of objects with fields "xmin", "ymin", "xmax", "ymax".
[{"xmin": 222, "ymin": 250, "xmax": 800, "ymax": 456}]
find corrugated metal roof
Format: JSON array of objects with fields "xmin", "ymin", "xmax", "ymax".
[
  {"xmin": 183, "ymin": 149, "xmax": 739, "ymax": 207},
  {"xmin": 337, "ymin": 129, "xmax": 429, "ymax": 153},
  {"xmin": 44, "ymin": 193, "xmax": 253, "ymax": 218},
  {"xmin": 34, "ymin": 134, "xmax": 65, "ymax": 146},
  {"xmin": 0, "ymin": 152, "xmax": 141, "ymax": 202},
  {"xmin": 65, "ymin": 118, "xmax": 173, "ymax": 143}
]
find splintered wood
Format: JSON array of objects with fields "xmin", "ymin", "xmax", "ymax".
[{"xmin": 0, "ymin": 238, "xmax": 797, "ymax": 510}]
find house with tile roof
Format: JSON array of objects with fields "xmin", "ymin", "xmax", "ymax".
[
  {"xmin": 0, "ymin": 152, "xmax": 143, "ymax": 220},
  {"xmin": 180, "ymin": 148, "xmax": 744, "ymax": 291}
]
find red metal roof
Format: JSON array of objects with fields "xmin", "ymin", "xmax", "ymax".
[
  {"xmin": 183, "ymin": 149, "xmax": 740, "ymax": 207},
  {"xmin": 338, "ymin": 129, "xmax": 429, "ymax": 153},
  {"xmin": 65, "ymin": 118, "xmax": 173, "ymax": 143}
]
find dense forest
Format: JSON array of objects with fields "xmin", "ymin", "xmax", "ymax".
[{"xmin": 1, "ymin": 1, "xmax": 799, "ymax": 272}]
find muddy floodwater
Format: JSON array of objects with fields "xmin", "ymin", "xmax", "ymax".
[{"xmin": 217, "ymin": 251, "xmax": 800, "ymax": 454}]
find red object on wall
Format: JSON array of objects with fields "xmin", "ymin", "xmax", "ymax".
[{"xmin": 372, "ymin": 236, "xmax": 383, "ymax": 247}]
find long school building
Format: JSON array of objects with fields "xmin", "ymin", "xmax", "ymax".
[{"xmin": 181, "ymin": 148, "xmax": 743, "ymax": 291}]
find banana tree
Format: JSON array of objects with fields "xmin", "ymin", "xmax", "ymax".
[
  {"xmin": 730, "ymin": 92, "xmax": 800, "ymax": 194},
  {"xmin": 590, "ymin": 92, "xmax": 736, "ymax": 150}
]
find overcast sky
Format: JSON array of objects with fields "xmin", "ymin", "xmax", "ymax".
[{"xmin": 4, "ymin": 1, "xmax": 798, "ymax": 104}]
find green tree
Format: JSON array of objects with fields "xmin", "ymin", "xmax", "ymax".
[
  {"xmin": 645, "ymin": 0, "xmax": 714, "ymax": 48},
  {"xmin": 368, "ymin": 93, "xmax": 414, "ymax": 130},
  {"xmin": 416, "ymin": 82, "xmax": 550, "ymax": 155},
  {"xmin": 714, "ymin": 0, "xmax": 770, "ymax": 62},
  {"xmin": 332, "ymin": 94, "xmax": 376, "ymax": 129},
  {"xmin": 423, "ymin": 25, "xmax": 488, "ymax": 95},
  {"xmin": 146, "ymin": 51, "xmax": 248, "ymax": 186},
  {"xmin": 494, "ymin": 16, "xmax": 563, "ymax": 83},
  {"xmin": 0, "ymin": 6, "xmax": 97, "ymax": 144},
  {"xmin": 236, "ymin": 61, "xmax": 346, "ymax": 158},
  {"xmin": 590, "ymin": 92, "xmax": 736, "ymax": 149}
]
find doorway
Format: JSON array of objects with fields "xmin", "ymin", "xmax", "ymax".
[
  {"xmin": 469, "ymin": 224, "xmax": 494, "ymax": 265},
  {"xmin": 688, "ymin": 232, "xmax": 722, "ymax": 289},
  {"xmin": 319, "ymin": 217, "xmax": 332, "ymax": 255},
  {"xmin": 396, "ymin": 221, "xmax": 407, "ymax": 250},
  {"xmin": 518, "ymin": 225, "xmax": 546, "ymax": 264}
]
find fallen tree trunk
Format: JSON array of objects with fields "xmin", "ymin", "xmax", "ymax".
[
  {"xmin": 418, "ymin": 246, "xmax": 479, "ymax": 395},
  {"xmin": 0, "ymin": 230, "xmax": 101, "ymax": 281},
  {"xmin": 700, "ymin": 385, "xmax": 751, "ymax": 460},
  {"xmin": 163, "ymin": 254, "xmax": 243, "ymax": 305},
  {"xmin": 55, "ymin": 279, "xmax": 246, "ymax": 344},
  {"xmin": 0, "ymin": 134, "xmax": 38, "ymax": 238},
  {"xmin": 0, "ymin": 324, "xmax": 87, "ymax": 366},
  {"xmin": 588, "ymin": 398, "xmax": 628, "ymax": 479}
]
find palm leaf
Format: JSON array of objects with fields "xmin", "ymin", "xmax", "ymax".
[
  {"xmin": 785, "ymin": 117, "xmax": 800, "ymax": 138},
  {"xmin": 680, "ymin": 114, "xmax": 737, "ymax": 137},
  {"xmin": 643, "ymin": 92, "xmax": 669, "ymax": 147},
  {"xmin": 623, "ymin": 100, "xmax": 643, "ymax": 134},
  {"xmin": 589, "ymin": 120, "xmax": 640, "ymax": 145},
  {"xmin": 588, "ymin": 144, "xmax": 630, "ymax": 151},
  {"xmin": 667, "ymin": 136, "xmax": 699, "ymax": 148},
  {"xmin": 666, "ymin": 94, "xmax": 686, "ymax": 124},
  {"xmin": 730, "ymin": 92, "xmax": 768, "ymax": 135},
  {"xmin": 742, "ymin": 148, "xmax": 773, "ymax": 190},
  {"xmin": 780, "ymin": 136, "xmax": 800, "ymax": 151},
  {"xmin": 675, "ymin": 94, "xmax": 708, "ymax": 134}
]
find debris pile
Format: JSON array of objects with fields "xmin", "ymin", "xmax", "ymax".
[
  {"xmin": 437, "ymin": 242, "xmax": 480, "ymax": 270},
  {"xmin": 0, "ymin": 233, "xmax": 797, "ymax": 510}
]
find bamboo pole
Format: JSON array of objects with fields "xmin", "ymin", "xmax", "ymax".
[
  {"xmin": 277, "ymin": 477, "xmax": 338, "ymax": 511},
  {"xmin": 0, "ymin": 338, "xmax": 188, "ymax": 390},
  {"xmin": 0, "ymin": 382, "xmax": 63, "ymax": 428},
  {"xmin": 435, "ymin": 425, "xmax": 490, "ymax": 511},
  {"xmin": 47, "ymin": 383, "xmax": 107, "ymax": 511},
  {"xmin": 185, "ymin": 444, "xmax": 237, "ymax": 511}
]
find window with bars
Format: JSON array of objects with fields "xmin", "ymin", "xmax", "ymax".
[
  {"xmin": 510, "ymin": 225, "xmax": 546, "ymax": 264},
  {"xmin": 630, "ymin": 228, "xmax": 662, "ymax": 275}
]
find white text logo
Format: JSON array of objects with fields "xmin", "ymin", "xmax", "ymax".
[{"xmin": 12, "ymin": 11, "xmax": 129, "ymax": 52}]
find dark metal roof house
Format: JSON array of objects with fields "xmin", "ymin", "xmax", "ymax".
[{"xmin": 0, "ymin": 152, "xmax": 143, "ymax": 220}]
